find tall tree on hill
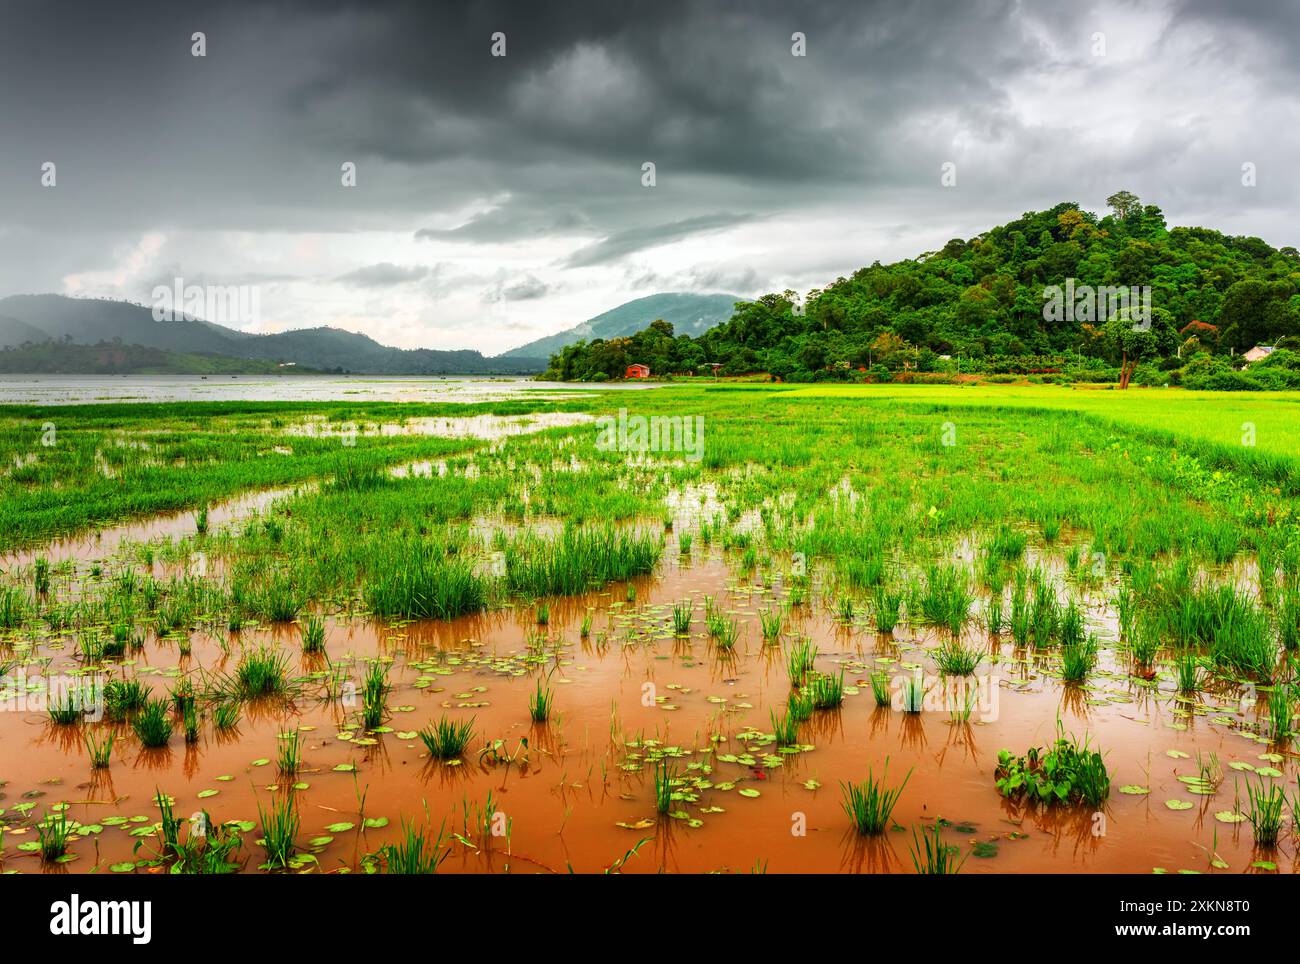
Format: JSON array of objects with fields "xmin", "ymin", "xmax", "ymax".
[{"xmin": 1106, "ymin": 190, "xmax": 1141, "ymax": 220}]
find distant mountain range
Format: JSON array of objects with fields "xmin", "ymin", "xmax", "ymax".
[
  {"xmin": 498, "ymin": 292, "xmax": 742, "ymax": 359},
  {"xmin": 0, "ymin": 294, "xmax": 544, "ymax": 375},
  {"xmin": 0, "ymin": 291, "xmax": 744, "ymax": 375}
]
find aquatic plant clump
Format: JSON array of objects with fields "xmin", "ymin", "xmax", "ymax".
[{"xmin": 996, "ymin": 730, "xmax": 1110, "ymax": 808}]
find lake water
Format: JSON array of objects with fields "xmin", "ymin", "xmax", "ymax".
[{"xmin": 0, "ymin": 374, "xmax": 658, "ymax": 405}]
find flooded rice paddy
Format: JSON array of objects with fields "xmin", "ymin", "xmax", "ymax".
[
  {"xmin": 0, "ymin": 517, "xmax": 1293, "ymax": 875},
  {"xmin": 2, "ymin": 385, "xmax": 1298, "ymax": 875}
]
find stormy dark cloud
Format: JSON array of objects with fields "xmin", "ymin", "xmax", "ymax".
[
  {"xmin": 1, "ymin": 0, "xmax": 1297, "ymax": 352},
  {"xmin": 562, "ymin": 214, "xmax": 760, "ymax": 268}
]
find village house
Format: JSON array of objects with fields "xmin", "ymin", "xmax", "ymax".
[
  {"xmin": 1243, "ymin": 345, "xmax": 1276, "ymax": 363},
  {"xmin": 625, "ymin": 364, "xmax": 651, "ymax": 379}
]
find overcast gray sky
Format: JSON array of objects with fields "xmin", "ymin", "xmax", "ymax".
[{"xmin": 1, "ymin": 0, "xmax": 1296, "ymax": 354}]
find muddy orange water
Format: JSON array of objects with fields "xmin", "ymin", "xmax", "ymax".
[{"xmin": 1, "ymin": 544, "xmax": 1295, "ymax": 875}]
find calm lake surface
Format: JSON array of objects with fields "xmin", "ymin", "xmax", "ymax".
[{"xmin": 0, "ymin": 374, "xmax": 658, "ymax": 405}]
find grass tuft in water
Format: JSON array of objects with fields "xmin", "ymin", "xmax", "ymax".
[
  {"xmin": 420, "ymin": 715, "xmax": 476, "ymax": 759},
  {"xmin": 671, "ymin": 600, "xmax": 693, "ymax": 635},
  {"xmin": 213, "ymin": 700, "xmax": 242, "ymax": 730},
  {"xmin": 85, "ymin": 731, "xmax": 114, "ymax": 768},
  {"xmin": 653, "ymin": 758, "xmax": 677, "ymax": 815},
  {"xmin": 300, "ymin": 613, "xmax": 326, "ymax": 653},
  {"xmin": 787, "ymin": 637, "xmax": 817, "ymax": 686},
  {"xmin": 841, "ymin": 759, "xmax": 911, "ymax": 835},
  {"xmin": 378, "ymin": 817, "xmax": 450, "ymax": 874},
  {"xmin": 257, "ymin": 795, "xmax": 299, "ymax": 869},
  {"xmin": 1244, "ymin": 776, "xmax": 1287, "ymax": 847},
  {"xmin": 529, "ymin": 675, "xmax": 554, "ymax": 722},
  {"xmin": 361, "ymin": 660, "xmax": 390, "ymax": 729},
  {"xmin": 277, "ymin": 730, "xmax": 303, "ymax": 774},
  {"xmin": 934, "ymin": 640, "xmax": 980, "ymax": 676},
  {"xmin": 770, "ymin": 707, "xmax": 799, "ymax": 748},
  {"xmin": 235, "ymin": 646, "xmax": 291, "ymax": 698},
  {"xmin": 872, "ymin": 585, "xmax": 903, "ymax": 633},
  {"xmin": 132, "ymin": 698, "xmax": 174, "ymax": 748},
  {"xmin": 809, "ymin": 669, "xmax": 845, "ymax": 710},
  {"xmin": 869, "ymin": 670, "xmax": 891, "ymax": 707},
  {"xmin": 37, "ymin": 808, "xmax": 71, "ymax": 861},
  {"xmin": 909, "ymin": 822, "xmax": 967, "ymax": 874},
  {"xmin": 759, "ymin": 607, "xmax": 784, "ymax": 644},
  {"xmin": 1061, "ymin": 636, "xmax": 1099, "ymax": 683}
]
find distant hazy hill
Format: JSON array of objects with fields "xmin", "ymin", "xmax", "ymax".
[
  {"xmin": 0, "ymin": 341, "xmax": 318, "ymax": 376},
  {"xmin": 0, "ymin": 295, "xmax": 545, "ymax": 374},
  {"xmin": 0, "ymin": 314, "xmax": 47, "ymax": 347},
  {"xmin": 498, "ymin": 292, "xmax": 742, "ymax": 359}
]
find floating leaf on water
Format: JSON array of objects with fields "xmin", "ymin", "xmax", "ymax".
[
  {"xmin": 332, "ymin": 764, "xmax": 356, "ymax": 772},
  {"xmin": 362, "ymin": 817, "xmax": 389, "ymax": 829},
  {"xmin": 250, "ymin": 758, "xmax": 270, "ymax": 767},
  {"xmin": 1164, "ymin": 800, "xmax": 1193, "ymax": 811},
  {"xmin": 738, "ymin": 788, "xmax": 760, "ymax": 798},
  {"xmin": 1165, "ymin": 749, "xmax": 1189, "ymax": 759},
  {"xmin": 109, "ymin": 862, "xmax": 136, "ymax": 873},
  {"xmin": 1118, "ymin": 785, "xmax": 1149, "ymax": 795},
  {"xmin": 1213, "ymin": 811, "xmax": 1246, "ymax": 824},
  {"xmin": 325, "ymin": 822, "xmax": 354, "ymax": 833},
  {"xmin": 196, "ymin": 789, "xmax": 219, "ymax": 799},
  {"xmin": 1251, "ymin": 860, "xmax": 1277, "ymax": 871}
]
